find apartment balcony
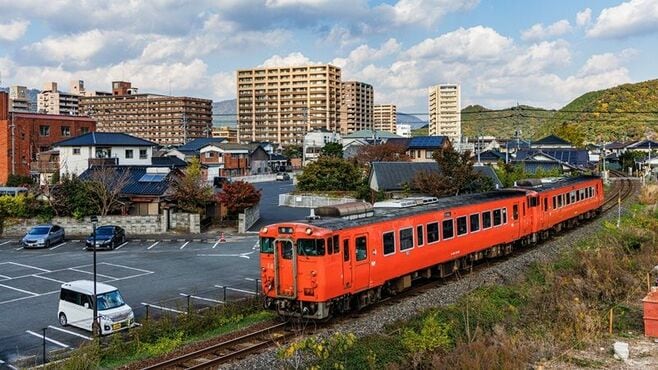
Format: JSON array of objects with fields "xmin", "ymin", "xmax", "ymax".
[{"xmin": 88, "ymin": 158, "xmax": 119, "ymax": 167}]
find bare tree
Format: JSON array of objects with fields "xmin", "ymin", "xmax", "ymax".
[{"xmin": 86, "ymin": 166, "xmax": 132, "ymax": 216}]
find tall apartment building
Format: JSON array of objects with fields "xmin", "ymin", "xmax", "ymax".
[
  {"xmin": 373, "ymin": 104, "xmax": 397, "ymax": 133},
  {"xmin": 38, "ymin": 82, "xmax": 80, "ymax": 115},
  {"xmin": 8, "ymin": 86, "xmax": 31, "ymax": 112},
  {"xmin": 79, "ymin": 81, "xmax": 213, "ymax": 146},
  {"xmin": 339, "ymin": 81, "xmax": 373, "ymax": 135},
  {"xmin": 212, "ymin": 126, "xmax": 238, "ymax": 142},
  {"xmin": 236, "ymin": 64, "xmax": 341, "ymax": 145},
  {"xmin": 428, "ymin": 84, "xmax": 461, "ymax": 142}
]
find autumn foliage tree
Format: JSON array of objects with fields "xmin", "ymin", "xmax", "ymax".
[
  {"xmin": 217, "ymin": 180, "xmax": 262, "ymax": 215},
  {"xmin": 172, "ymin": 157, "xmax": 214, "ymax": 213},
  {"xmin": 355, "ymin": 143, "xmax": 411, "ymax": 166},
  {"xmin": 412, "ymin": 147, "xmax": 493, "ymax": 197},
  {"xmin": 297, "ymin": 156, "xmax": 363, "ymax": 192}
]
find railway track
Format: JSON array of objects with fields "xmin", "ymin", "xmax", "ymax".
[
  {"xmin": 141, "ymin": 322, "xmax": 293, "ymax": 369},
  {"xmin": 143, "ymin": 173, "xmax": 639, "ymax": 369}
]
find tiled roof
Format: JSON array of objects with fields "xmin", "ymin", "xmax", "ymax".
[
  {"xmin": 408, "ymin": 136, "xmax": 447, "ymax": 149},
  {"xmin": 80, "ymin": 166, "xmax": 175, "ymax": 196},
  {"xmin": 385, "ymin": 138, "xmax": 411, "ymax": 149},
  {"xmin": 515, "ymin": 149, "xmax": 589, "ymax": 167},
  {"xmin": 369, "ymin": 161, "xmax": 502, "ymax": 191},
  {"xmin": 55, "ymin": 132, "xmax": 157, "ymax": 147},
  {"xmin": 151, "ymin": 156, "xmax": 188, "ymax": 168},
  {"xmin": 344, "ymin": 130, "xmax": 402, "ymax": 139},
  {"xmin": 478, "ymin": 150, "xmax": 505, "ymax": 161},
  {"xmin": 176, "ymin": 138, "xmax": 225, "ymax": 152},
  {"xmin": 532, "ymin": 134, "xmax": 571, "ymax": 146},
  {"xmin": 628, "ymin": 139, "xmax": 658, "ymax": 150}
]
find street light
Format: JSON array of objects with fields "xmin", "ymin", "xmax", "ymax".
[{"xmin": 90, "ymin": 215, "xmax": 99, "ymax": 336}]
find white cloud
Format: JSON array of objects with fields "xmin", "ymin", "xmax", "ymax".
[
  {"xmin": 504, "ymin": 40, "xmax": 571, "ymax": 75},
  {"xmin": 211, "ymin": 72, "xmax": 236, "ymax": 101},
  {"xmin": 0, "ymin": 19, "xmax": 29, "ymax": 41},
  {"xmin": 406, "ymin": 26, "xmax": 513, "ymax": 62},
  {"xmin": 261, "ymin": 52, "xmax": 321, "ymax": 67},
  {"xmin": 332, "ymin": 38, "xmax": 400, "ymax": 71},
  {"xmin": 576, "ymin": 8, "xmax": 592, "ymax": 27},
  {"xmin": 24, "ymin": 30, "xmax": 112, "ymax": 63},
  {"xmin": 377, "ymin": 0, "xmax": 479, "ymax": 27},
  {"xmin": 521, "ymin": 20, "xmax": 572, "ymax": 41},
  {"xmin": 587, "ymin": 0, "xmax": 658, "ymax": 38}
]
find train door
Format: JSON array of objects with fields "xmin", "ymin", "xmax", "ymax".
[
  {"xmin": 273, "ymin": 239, "xmax": 296, "ymax": 298},
  {"xmin": 352, "ymin": 234, "xmax": 370, "ymax": 291},
  {"xmin": 342, "ymin": 238, "xmax": 353, "ymax": 289}
]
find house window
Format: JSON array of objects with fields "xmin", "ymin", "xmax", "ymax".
[
  {"xmin": 442, "ymin": 219, "xmax": 454, "ymax": 239},
  {"xmin": 427, "ymin": 222, "xmax": 439, "ymax": 243},
  {"xmin": 39, "ymin": 126, "xmax": 50, "ymax": 136},
  {"xmin": 205, "ymin": 152, "xmax": 213, "ymax": 158},
  {"xmin": 125, "ymin": 149, "xmax": 133, "ymax": 159},
  {"xmin": 73, "ymin": 148, "xmax": 81, "ymax": 155},
  {"xmin": 399, "ymin": 228, "xmax": 413, "ymax": 251},
  {"xmin": 383, "ymin": 231, "xmax": 395, "ymax": 255},
  {"xmin": 425, "ymin": 151, "xmax": 433, "ymax": 159},
  {"xmin": 139, "ymin": 149, "xmax": 147, "ymax": 159},
  {"xmin": 80, "ymin": 127, "xmax": 90, "ymax": 134}
]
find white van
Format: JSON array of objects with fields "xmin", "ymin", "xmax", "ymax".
[{"xmin": 58, "ymin": 280, "xmax": 135, "ymax": 335}]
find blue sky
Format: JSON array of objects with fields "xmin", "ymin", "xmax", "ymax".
[{"xmin": 0, "ymin": 0, "xmax": 657, "ymax": 112}]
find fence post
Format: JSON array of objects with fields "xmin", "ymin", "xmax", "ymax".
[
  {"xmin": 256, "ymin": 279, "xmax": 260, "ymax": 295},
  {"xmin": 42, "ymin": 327, "xmax": 47, "ymax": 365},
  {"xmin": 223, "ymin": 286, "xmax": 227, "ymax": 302},
  {"xmin": 187, "ymin": 294, "xmax": 191, "ymax": 314},
  {"xmin": 145, "ymin": 304, "xmax": 150, "ymax": 321}
]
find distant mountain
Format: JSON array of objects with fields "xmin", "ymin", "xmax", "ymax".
[
  {"xmin": 212, "ymin": 99, "xmax": 237, "ymax": 127},
  {"xmin": 461, "ymin": 104, "xmax": 554, "ymax": 140},
  {"xmin": 397, "ymin": 112, "xmax": 426, "ymax": 129}
]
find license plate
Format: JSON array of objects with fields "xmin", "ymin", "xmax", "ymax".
[{"xmin": 112, "ymin": 323, "xmax": 121, "ymax": 330}]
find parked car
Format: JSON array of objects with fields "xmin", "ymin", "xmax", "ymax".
[
  {"xmin": 276, "ymin": 172, "xmax": 291, "ymax": 181},
  {"xmin": 85, "ymin": 225, "xmax": 126, "ymax": 251},
  {"xmin": 21, "ymin": 224, "xmax": 65, "ymax": 248}
]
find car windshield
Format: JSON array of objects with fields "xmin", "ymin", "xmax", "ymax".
[
  {"xmin": 96, "ymin": 290, "xmax": 125, "ymax": 310},
  {"xmin": 96, "ymin": 227, "xmax": 114, "ymax": 236},
  {"xmin": 28, "ymin": 227, "xmax": 50, "ymax": 235}
]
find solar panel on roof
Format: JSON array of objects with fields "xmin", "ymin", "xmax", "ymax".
[{"xmin": 138, "ymin": 173, "xmax": 167, "ymax": 182}]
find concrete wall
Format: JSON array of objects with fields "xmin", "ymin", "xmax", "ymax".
[
  {"xmin": 238, "ymin": 205, "xmax": 260, "ymax": 233},
  {"xmin": 3, "ymin": 212, "xmax": 202, "ymax": 236},
  {"xmin": 279, "ymin": 193, "xmax": 357, "ymax": 208}
]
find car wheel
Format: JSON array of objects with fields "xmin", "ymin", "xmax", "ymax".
[
  {"xmin": 59, "ymin": 313, "xmax": 68, "ymax": 326},
  {"xmin": 45, "ymin": 240, "xmax": 50, "ymax": 249}
]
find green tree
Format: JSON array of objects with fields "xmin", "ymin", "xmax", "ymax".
[
  {"xmin": 282, "ymin": 145, "xmax": 302, "ymax": 159},
  {"xmin": 217, "ymin": 180, "xmax": 262, "ymax": 215},
  {"xmin": 320, "ymin": 142, "xmax": 343, "ymax": 158},
  {"xmin": 619, "ymin": 150, "xmax": 646, "ymax": 172},
  {"xmin": 297, "ymin": 156, "xmax": 363, "ymax": 192},
  {"xmin": 5, "ymin": 174, "xmax": 34, "ymax": 187},
  {"xmin": 172, "ymin": 157, "xmax": 213, "ymax": 213},
  {"xmin": 355, "ymin": 142, "xmax": 411, "ymax": 166},
  {"xmin": 412, "ymin": 147, "xmax": 494, "ymax": 197},
  {"xmin": 47, "ymin": 175, "xmax": 99, "ymax": 217},
  {"xmin": 495, "ymin": 161, "xmax": 563, "ymax": 187}
]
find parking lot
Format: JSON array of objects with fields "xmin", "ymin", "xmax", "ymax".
[{"xmin": 0, "ymin": 234, "xmax": 260, "ymax": 367}]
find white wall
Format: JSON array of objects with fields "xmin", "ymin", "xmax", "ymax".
[{"xmin": 59, "ymin": 145, "xmax": 153, "ymax": 176}]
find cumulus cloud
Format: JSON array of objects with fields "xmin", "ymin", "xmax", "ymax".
[
  {"xmin": 332, "ymin": 38, "xmax": 401, "ymax": 71},
  {"xmin": 261, "ymin": 52, "xmax": 321, "ymax": 67},
  {"xmin": 406, "ymin": 26, "xmax": 513, "ymax": 62},
  {"xmin": 521, "ymin": 20, "xmax": 572, "ymax": 41},
  {"xmin": 24, "ymin": 30, "xmax": 111, "ymax": 63},
  {"xmin": 576, "ymin": 8, "xmax": 592, "ymax": 26},
  {"xmin": 587, "ymin": 0, "xmax": 658, "ymax": 38},
  {"xmin": 377, "ymin": 0, "xmax": 479, "ymax": 27},
  {"xmin": 0, "ymin": 19, "xmax": 29, "ymax": 41}
]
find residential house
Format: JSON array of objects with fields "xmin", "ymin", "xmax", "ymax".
[
  {"xmin": 200, "ymin": 142, "xmax": 251, "ymax": 178},
  {"xmin": 512, "ymin": 151, "xmax": 578, "ymax": 174},
  {"xmin": 476, "ymin": 150, "xmax": 506, "ymax": 166},
  {"xmin": 515, "ymin": 148, "xmax": 590, "ymax": 169},
  {"xmin": 166, "ymin": 137, "xmax": 226, "ymax": 161},
  {"xmin": 303, "ymin": 129, "xmax": 341, "ymax": 164},
  {"xmin": 54, "ymin": 132, "xmax": 158, "ymax": 177},
  {"xmin": 531, "ymin": 134, "xmax": 573, "ymax": 149},
  {"xmin": 387, "ymin": 136, "xmax": 451, "ymax": 162}
]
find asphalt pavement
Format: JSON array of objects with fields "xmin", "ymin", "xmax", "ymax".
[{"xmin": 249, "ymin": 179, "xmax": 310, "ymax": 231}]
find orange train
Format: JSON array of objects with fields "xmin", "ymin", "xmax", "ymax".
[{"xmin": 259, "ymin": 175, "xmax": 604, "ymax": 319}]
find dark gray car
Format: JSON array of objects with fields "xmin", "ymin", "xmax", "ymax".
[{"xmin": 21, "ymin": 225, "xmax": 65, "ymax": 248}]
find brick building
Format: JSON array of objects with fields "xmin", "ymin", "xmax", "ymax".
[{"xmin": 0, "ymin": 92, "xmax": 96, "ymax": 184}]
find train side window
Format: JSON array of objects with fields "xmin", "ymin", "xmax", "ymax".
[
  {"xmin": 523, "ymin": 202, "xmax": 526, "ymax": 216},
  {"xmin": 557, "ymin": 195, "xmax": 563, "ymax": 208},
  {"xmin": 528, "ymin": 196, "xmax": 539, "ymax": 207},
  {"xmin": 469, "ymin": 214, "xmax": 480, "ymax": 232},
  {"xmin": 493, "ymin": 209, "xmax": 502, "ymax": 226},
  {"xmin": 427, "ymin": 222, "xmax": 439, "ymax": 244},
  {"xmin": 502, "ymin": 208, "xmax": 507, "ymax": 224},
  {"xmin": 552, "ymin": 196, "xmax": 556, "ymax": 209},
  {"xmin": 343, "ymin": 239, "xmax": 349, "ymax": 262},
  {"xmin": 571, "ymin": 191, "xmax": 576, "ymax": 203},
  {"xmin": 456, "ymin": 216, "xmax": 467, "ymax": 236},
  {"xmin": 400, "ymin": 228, "xmax": 414, "ymax": 251},
  {"xmin": 259, "ymin": 237, "xmax": 274, "ymax": 253},
  {"xmin": 356, "ymin": 237, "xmax": 367, "ymax": 261},
  {"xmin": 442, "ymin": 219, "xmax": 454, "ymax": 239},
  {"xmin": 566, "ymin": 193, "xmax": 571, "ymax": 205},
  {"xmin": 543, "ymin": 198, "xmax": 548, "ymax": 211},
  {"xmin": 327, "ymin": 237, "xmax": 333, "ymax": 255},
  {"xmin": 576, "ymin": 190, "xmax": 581, "ymax": 202},
  {"xmin": 416, "ymin": 225, "xmax": 424, "ymax": 246},
  {"xmin": 513, "ymin": 205, "xmax": 519, "ymax": 220},
  {"xmin": 383, "ymin": 231, "xmax": 395, "ymax": 255},
  {"xmin": 333, "ymin": 235, "xmax": 339, "ymax": 254},
  {"xmin": 482, "ymin": 211, "xmax": 492, "ymax": 228}
]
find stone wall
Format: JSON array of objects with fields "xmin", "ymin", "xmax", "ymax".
[
  {"xmin": 238, "ymin": 205, "xmax": 260, "ymax": 233},
  {"xmin": 279, "ymin": 193, "xmax": 357, "ymax": 208},
  {"xmin": 3, "ymin": 212, "xmax": 202, "ymax": 236}
]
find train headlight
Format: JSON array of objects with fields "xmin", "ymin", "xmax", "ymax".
[
  {"xmin": 305, "ymin": 227, "xmax": 312, "ymax": 235},
  {"xmin": 261, "ymin": 227, "xmax": 268, "ymax": 233}
]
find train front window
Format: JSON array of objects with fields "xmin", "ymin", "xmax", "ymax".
[
  {"xmin": 260, "ymin": 237, "xmax": 274, "ymax": 253},
  {"xmin": 279, "ymin": 240, "xmax": 293, "ymax": 259},
  {"xmin": 297, "ymin": 239, "xmax": 325, "ymax": 256}
]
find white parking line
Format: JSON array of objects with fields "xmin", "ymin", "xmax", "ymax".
[
  {"xmin": 14, "ymin": 247, "xmax": 23, "ymax": 250},
  {"xmin": 33, "ymin": 275, "xmax": 65, "ymax": 284},
  {"xmin": 244, "ymin": 277, "xmax": 256, "ymax": 281},
  {"xmin": 0, "ymin": 290, "xmax": 58, "ymax": 305},
  {"xmin": 0, "ymin": 240, "xmax": 12, "ymax": 246},
  {"xmin": 179, "ymin": 241, "xmax": 190, "ymax": 250},
  {"xmin": 0, "ymin": 359, "xmax": 18, "ymax": 370},
  {"xmin": 178, "ymin": 293, "xmax": 223, "ymax": 304},
  {"xmin": 7, "ymin": 262, "xmax": 51, "ymax": 272},
  {"xmin": 47, "ymin": 325, "xmax": 92, "ymax": 340},
  {"xmin": 115, "ymin": 242, "xmax": 129, "ymax": 250},
  {"xmin": 141, "ymin": 302, "xmax": 187, "ymax": 314},
  {"xmin": 69, "ymin": 268, "xmax": 116, "ymax": 279},
  {"xmin": 25, "ymin": 330, "xmax": 70, "ymax": 348},
  {"xmin": 147, "ymin": 241, "xmax": 159, "ymax": 250},
  {"xmin": 0, "ymin": 274, "xmax": 11, "ymax": 279},
  {"xmin": 212, "ymin": 240, "xmax": 220, "ymax": 249},
  {"xmin": 0, "ymin": 283, "xmax": 38, "ymax": 296},
  {"xmin": 49, "ymin": 242, "xmax": 67, "ymax": 251},
  {"xmin": 214, "ymin": 285, "xmax": 257, "ymax": 295}
]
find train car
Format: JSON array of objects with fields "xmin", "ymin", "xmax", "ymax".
[{"xmin": 259, "ymin": 175, "xmax": 604, "ymax": 319}]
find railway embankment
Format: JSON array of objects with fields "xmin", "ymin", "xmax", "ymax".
[{"xmin": 232, "ymin": 185, "xmax": 658, "ymax": 370}]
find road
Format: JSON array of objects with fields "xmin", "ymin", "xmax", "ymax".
[{"xmin": 250, "ymin": 179, "xmax": 310, "ymax": 231}]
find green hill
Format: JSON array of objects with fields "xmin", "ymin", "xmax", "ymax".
[
  {"xmin": 538, "ymin": 79, "xmax": 658, "ymax": 145},
  {"xmin": 461, "ymin": 104, "xmax": 554, "ymax": 140}
]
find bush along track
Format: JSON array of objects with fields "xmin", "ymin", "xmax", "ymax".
[{"xmin": 269, "ymin": 202, "xmax": 658, "ymax": 370}]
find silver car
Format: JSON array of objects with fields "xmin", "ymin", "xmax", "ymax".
[{"xmin": 21, "ymin": 225, "xmax": 65, "ymax": 249}]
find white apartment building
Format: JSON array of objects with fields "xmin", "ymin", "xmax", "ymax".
[
  {"xmin": 373, "ymin": 104, "xmax": 397, "ymax": 133},
  {"xmin": 396, "ymin": 123, "xmax": 411, "ymax": 137},
  {"xmin": 8, "ymin": 86, "xmax": 31, "ymax": 112},
  {"xmin": 428, "ymin": 84, "xmax": 461, "ymax": 143},
  {"xmin": 37, "ymin": 81, "xmax": 110, "ymax": 115},
  {"xmin": 303, "ymin": 129, "xmax": 341, "ymax": 164}
]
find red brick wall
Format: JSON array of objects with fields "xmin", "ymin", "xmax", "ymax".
[{"xmin": 0, "ymin": 108, "xmax": 96, "ymax": 184}]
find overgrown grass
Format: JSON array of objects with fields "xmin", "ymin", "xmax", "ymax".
[
  {"xmin": 281, "ymin": 201, "xmax": 658, "ymax": 369},
  {"xmin": 55, "ymin": 298, "xmax": 275, "ymax": 369}
]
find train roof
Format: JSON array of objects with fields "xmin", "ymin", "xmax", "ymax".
[
  {"xmin": 514, "ymin": 174, "xmax": 600, "ymax": 193},
  {"xmin": 303, "ymin": 190, "xmax": 528, "ymax": 231}
]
